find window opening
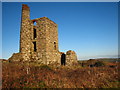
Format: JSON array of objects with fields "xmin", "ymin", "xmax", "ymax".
[
  {"xmin": 33, "ymin": 42, "xmax": 37, "ymax": 52},
  {"xmin": 54, "ymin": 42, "xmax": 56, "ymax": 50},
  {"xmin": 33, "ymin": 21, "xmax": 37, "ymax": 26},
  {"xmin": 33, "ymin": 28, "xmax": 37, "ymax": 39}
]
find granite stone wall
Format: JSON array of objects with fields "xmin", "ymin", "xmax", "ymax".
[{"xmin": 19, "ymin": 4, "xmax": 32, "ymax": 61}]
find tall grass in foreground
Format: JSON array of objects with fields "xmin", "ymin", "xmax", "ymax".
[{"xmin": 2, "ymin": 61, "xmax": 120, "ymax": 88}]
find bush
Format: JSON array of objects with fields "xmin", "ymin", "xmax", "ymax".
[{"xmin": 94, "ymin": 61, "xmax": 105, "ymax": 67}]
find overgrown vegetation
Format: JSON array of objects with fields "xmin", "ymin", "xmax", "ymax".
[{"xmin": 2, "ymin": 60, "xmax": 120, "ymax": 88}]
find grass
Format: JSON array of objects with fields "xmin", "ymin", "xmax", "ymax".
[{"xmin": 2, "ymin": 60, "xmax": 120, "ymax": 88}]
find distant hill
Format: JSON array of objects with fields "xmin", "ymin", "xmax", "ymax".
[
  {"xmin": 92, "ymin": 58, "xmax": 120, "ymax": 62},
  {"xmin": 79, "ymin": 58, "xmax": 120, "ymax": 62}
]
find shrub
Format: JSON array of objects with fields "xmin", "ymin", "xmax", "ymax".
[{"xmin": 94, "ymin": 61, "xmax": 105, "ymax": 67}]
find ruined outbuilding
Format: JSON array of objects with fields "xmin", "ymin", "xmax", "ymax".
[{"xmin": 9, "ymin": 4, "xmax": 78, "ymax": 66}]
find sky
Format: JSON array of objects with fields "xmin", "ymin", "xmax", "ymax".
[{"xmin": 2, "ymin": 2, "xmax": 118, "ymax": 60}]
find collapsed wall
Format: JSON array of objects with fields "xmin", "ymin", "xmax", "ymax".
[{"xmin": 66, "ymin": 50, "xmax": 78, "ymax": 65}]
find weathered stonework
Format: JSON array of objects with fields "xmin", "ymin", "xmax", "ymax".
[
  {"xmin": 8, "ymin": 4, "xmax": 78, "ymax": 66},
  {"xmin": 66, "ymin": 50, "xmax": 78, "ymax": 65}
]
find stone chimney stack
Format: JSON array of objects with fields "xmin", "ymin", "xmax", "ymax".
[{"xmin": 19, "ymin": 4, "xmax": 31, "ymax": 61}]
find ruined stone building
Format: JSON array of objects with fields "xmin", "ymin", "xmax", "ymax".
[{"xmin": 9, "ymin": 4, "xmax": 78, "ymax": 66}]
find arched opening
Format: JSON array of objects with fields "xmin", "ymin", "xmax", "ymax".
[
  {"xmin": 54, "ymin": 42, "xmax": 56, "ymax": 50},
  {"xmin": 33, "ymin": 21, "xmax": 37, "ymax": 26},
  {"xmin": 61, "ymin": 53, "xmax": 66, "ymax": 65}
]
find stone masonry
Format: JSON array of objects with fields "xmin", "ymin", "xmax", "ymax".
[{"xmin": 8, "ymin": 4, "xmax": 78, "ymax": 66}]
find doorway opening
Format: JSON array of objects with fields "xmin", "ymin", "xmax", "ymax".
[{"xmin": 61, "ymin": 53, "xmax": 66, "ymax": 65}]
